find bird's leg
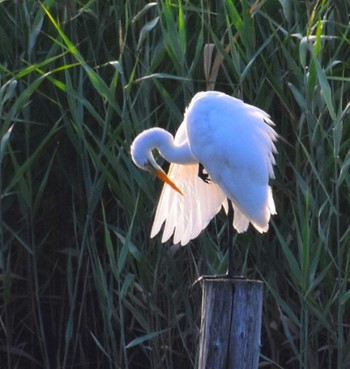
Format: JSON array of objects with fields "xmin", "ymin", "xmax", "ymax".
[
  {"xmin": 193, "ymin": 201, "xmax": 242, "ymax": 286},
  {"xmin": 198, "ymin": 163, "xmax": 211, "ymax": 183},
  {"xmin": 226, "ymin": 201, "xmax": 235, "ymax": 278},
  {"xmin": 192, "ymin": 199, "xmax": 245, "ymax": 286},
  {"xmin": 225, "ymin": 201, "xmax": 245, "ymax": 279}
]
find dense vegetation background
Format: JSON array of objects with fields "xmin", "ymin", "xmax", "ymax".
[{"xmin": 1, "ymin": 0, "xmax": 349, "ymax": 368}]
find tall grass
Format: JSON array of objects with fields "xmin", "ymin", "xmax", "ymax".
[{"xmin": 0, "ymin": 0, "xmax": 349, "ymax": 368}]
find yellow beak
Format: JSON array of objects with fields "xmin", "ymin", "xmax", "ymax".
[{"xmin": 154, "ymin": 169, "xmax": 183, "ymax": 195}]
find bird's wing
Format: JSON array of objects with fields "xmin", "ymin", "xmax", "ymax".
[
  {"xmin": 186, "ymin": 92, "xmax": 277, "ymax": 233},
  {"xmin": 222, "ymin": 187, "xmax": 276, "ymax": 233},
  {"xmin": 150, "ymin": 162, "xmax": 226, "ymax": 245},
  {"xmin": 150, "ymin": 121, "xmax": 226, "ymax": 246}
]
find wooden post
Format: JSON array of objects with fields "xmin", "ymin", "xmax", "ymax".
[{"xmin": 198, "ymin": 277, "xmax": 263, "ymax": 369}]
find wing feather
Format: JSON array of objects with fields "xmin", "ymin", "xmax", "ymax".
[
  {"xmin": 150, "ymin": 121, "xmax": 225, "ymax": 245},
  {"xmin": 151, "ymin": 162, "xmax": 225, "ymax": 245},
  {"xmin": 186, "ymin": 91, "xmax": 277, "ymax": 232}
]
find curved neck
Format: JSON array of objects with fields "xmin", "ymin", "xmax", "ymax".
[{"xmin": 145, "ymin": 127, "xmax": 196, "ymax": 165}]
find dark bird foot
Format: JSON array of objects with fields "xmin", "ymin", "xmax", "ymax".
[
  {"xmin": 192, "ymin": 272, "xmax": 245, "ymax": 286},
  {"xmin": 198, "ymin": 163, "xmax": 211, "ymax": 183}
]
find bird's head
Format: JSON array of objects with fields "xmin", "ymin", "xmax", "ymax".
[{"xmin": 131, "ymin": 132, "xmax": 183, "ymax": 195}]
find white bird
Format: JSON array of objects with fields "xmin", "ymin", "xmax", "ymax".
[{"xmin": 131, "ymin": 91, "xmax": 278, "ymax": 250}]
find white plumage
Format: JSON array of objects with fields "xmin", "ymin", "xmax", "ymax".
[{"xmin": 131, "ymin": 91, "xmax": 278, "ymax": 246}]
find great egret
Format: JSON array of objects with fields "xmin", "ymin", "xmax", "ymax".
[{"xmin": 131, "ymin": 91, "xmax": 278, "ymax": 274}]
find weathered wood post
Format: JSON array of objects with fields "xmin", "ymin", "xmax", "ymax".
[{"xmin": 198, "ymin": 277, "xmax": 263, "ymax": 369}]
